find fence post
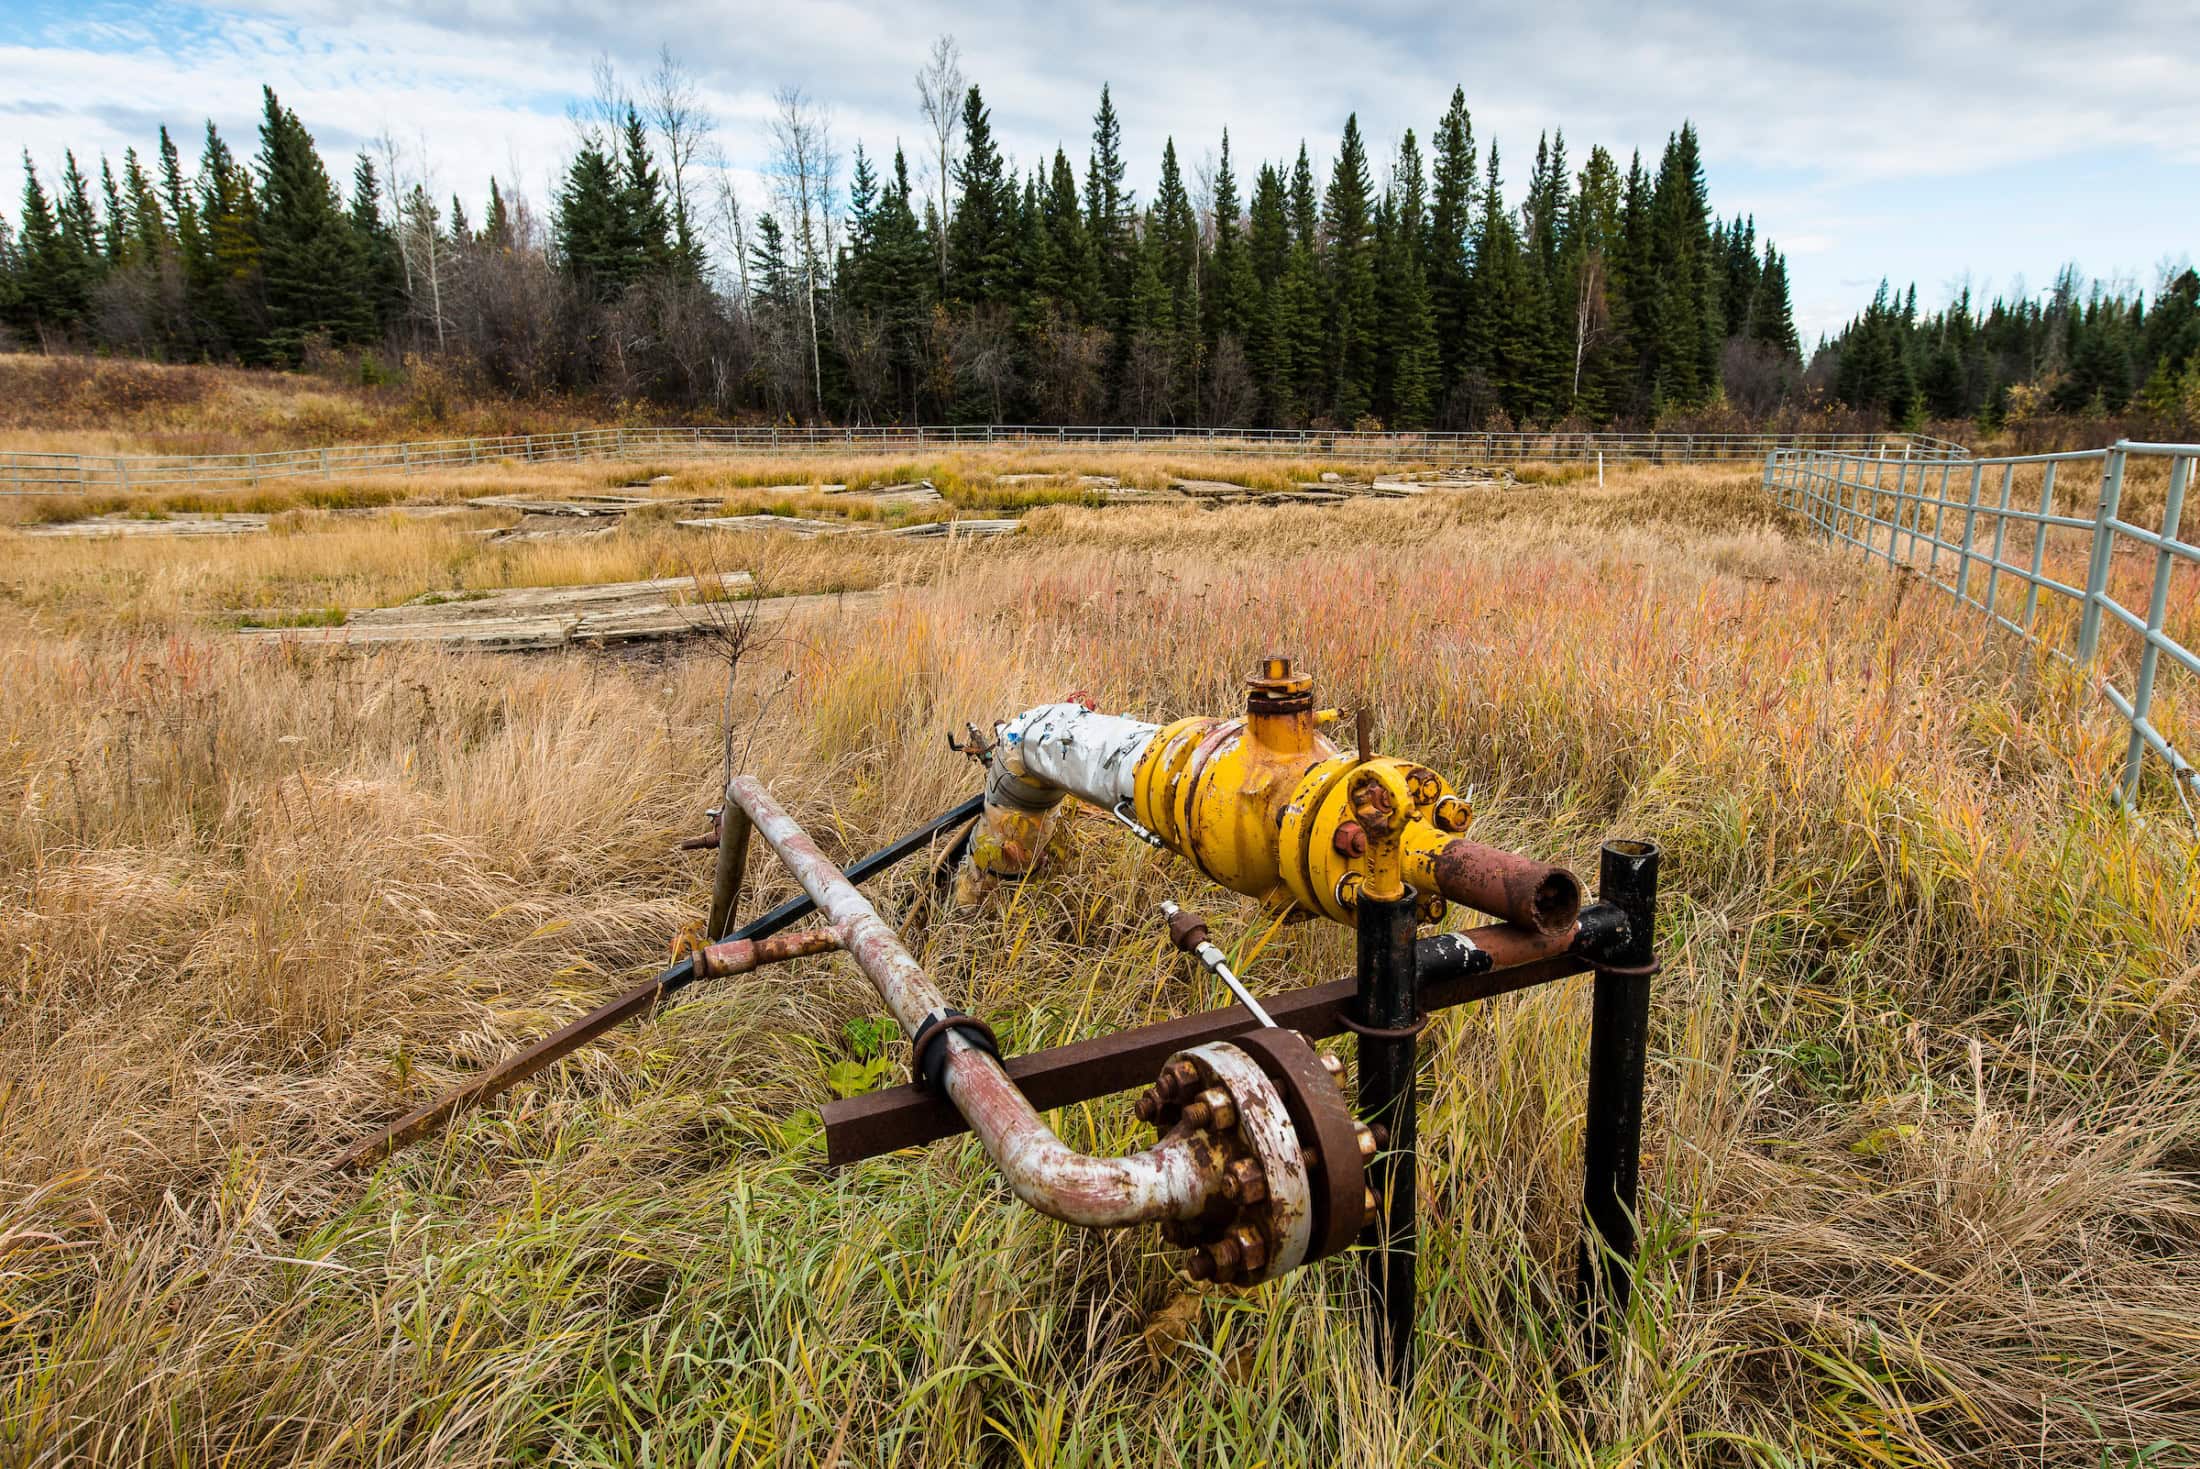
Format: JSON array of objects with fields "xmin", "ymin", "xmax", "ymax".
[
  {"xmin": 2076, "ymin": 446, "xmax": 2129, "ymax": 667},
  {"xmin": 1952, "ymin": 460, "xmax": 1985, "ymax": 606},
  {"xmin": 321, "ymin": 447, "xmax": 331, "ymax": 481},
  {"xmin": 116, "ymin": 455, "xmax": 130, "ymax": 495},
  {"xmin": 2023, "ymin": 462, "xmax": 2058, "ymax": 632},
  {"xmin": 2119, "ymin": 452, "xmax": 2190, "ymax": 805},
  {"xmin": 1983, "ymin": 463, "xmax": 2015, "ymax": 620},
  {"xmin": 1870, "ymin": 456, "xmax": 1888, "ymax": 563}
]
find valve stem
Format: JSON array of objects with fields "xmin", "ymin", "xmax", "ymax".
[{"xmin": 1160, "ymin": 900, "xmax": 1277, "ymax": 1028}]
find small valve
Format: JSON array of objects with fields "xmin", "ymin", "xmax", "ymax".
[
  {"xmin": 947, "ymin": 721, "xmax": 997, "ymax": 765},
  {"xmin": 1160, "ymin": 901, "xmax": 1276, "ymax": 1027}
]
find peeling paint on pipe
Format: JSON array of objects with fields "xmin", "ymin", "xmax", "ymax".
[{"xmin": 728, "ymin": 776, "xmax": 1222, "ymax": 1228}]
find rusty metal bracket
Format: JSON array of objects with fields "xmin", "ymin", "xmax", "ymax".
[{"xmin": 821, "ymin": 911, "xmax": 1620, "ymax": 1166}]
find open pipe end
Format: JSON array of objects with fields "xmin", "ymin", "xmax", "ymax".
[{"xmin": 1430, "ymin": 839, "xmax": 1585, "ymax": 935}]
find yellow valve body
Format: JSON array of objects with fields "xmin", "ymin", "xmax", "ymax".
[{"xmin": 1128, "ymin": 665, "xmax": 1469, "ymax": 925}]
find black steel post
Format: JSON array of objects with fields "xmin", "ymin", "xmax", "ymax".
[
  {"xmin": 1355, "ymin": 888, "xmax": 1421, "ymax": 1390},
  {"xmin": 1576, "ymin": 839, "xmax": 1660, "ymax": 1353}
]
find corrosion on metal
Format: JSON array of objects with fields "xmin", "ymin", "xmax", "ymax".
[
  {"xmin": 823, "ymin": 909, "xmax": 1607, "ymax": 1165},
  {"xmin": 335, "ymin": 792, "xmax": 982, "ymax": 1171},
  {"xmin": 1428, "ymin": 838, "xmax": 1585, "ymax": 935},
  {"xmin": 1153, "ymin": 1040, "xmax": 1316, "ymax": 1285},
  {"xmin": 730, "ymin": 775, "xmax": 1227, "ymax": 1229},
  {"xmin": 1232, "ymin": 1027, "xmax": 1370, "ymax": 1262},
  {"xmin": 333, "ymin": 925, "xmax": 837, "ymax": 1171}
]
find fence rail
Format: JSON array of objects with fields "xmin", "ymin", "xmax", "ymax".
[
  {"xmin": 1, "ymin": 425, "xmax": 1968, "ymax": 494},
  {"xmin": 1766, "ymin": 440, "xmax": 2197, "ymax": 819}
]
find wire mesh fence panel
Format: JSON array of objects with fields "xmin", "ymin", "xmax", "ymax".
[
  {"xmin": 2, "ymin": 427, "xmax": 1967, "ymax": 494},
  {"xmin": 1768, "ymin": 441, "xmax": 2199, "ymax": 823}
]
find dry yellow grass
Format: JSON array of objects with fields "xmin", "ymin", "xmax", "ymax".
[{"xmin": 1, "ymin": 460, "xmax": 2196, "ymax": 1466}]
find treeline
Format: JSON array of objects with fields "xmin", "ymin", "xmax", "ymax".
[
  {"xmin": 1812, "ymin": 267, "xmax": 2200, "ymax": 431},
  {"xmin": 0, "ymin": 54, "xmax": 1805, "ymax": 429}
]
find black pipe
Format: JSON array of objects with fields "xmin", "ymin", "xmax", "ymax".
[
  {"xmin": 1355, "ymin": 887, "xmax": 1421, "ymax": 1390},
  {"xmin": 1576, "ymin": 839, "xmax": 1660, "ymax": 1353}
]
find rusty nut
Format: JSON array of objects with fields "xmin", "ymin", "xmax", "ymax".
[
  {"xmin": 1222, "ymin": 1157, "xmax": 1267, "ymax": 1204},
  {"xmin": 1135, "ymin": 1088, "xmax": 1164, "ymax": 1124},
  {"xmin": 1432, "ymin": 793, "xmax": 1471, "ymax": 832},
  {"xmin": 1334, "ymin": 872, "xmax": 1364, "ymax": 909},
  {"xmin": 1363, "ymin": 1188, "xmax": 1380, "ymax": 1227},
  {"xmin": 1331, "ymin": 821, "xmax": 1368, "ymax": 858},
  {"xmin": 1231, "ymin": 1226, "xmax": 1268, "ymax": 1277},
  {"xmin": 1157, "ymin": 1059, "xmax": 1200, "ymax": 1102},
  {"xmin": 1356, "ymin": 1123, "xmax": 1379, "ymax": 1160},
  {"xmin": 1318, "ymin": 1051, "xmax": 1344, "ymax": 1079},
  {"xmin": 1182, "ymin": 1247, "xmax": 1216, "ymax": 1282},
  {"xmin": 1207, "ymin": 1235, "xmax": 1243, "ymax": 1278},
  {"xmin": 1196, "ymin": 1087, "xmax": 1237, "ymax": 1131}
]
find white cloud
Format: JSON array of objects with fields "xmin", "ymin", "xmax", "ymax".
[{"xmin": 2, "ymin": 0, "xmax": 2194, "ymax": 341}]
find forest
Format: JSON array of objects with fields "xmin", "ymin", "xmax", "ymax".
[{"xmin": 1, "ymin": 44, "xmax": 2192, "ymax": 433}]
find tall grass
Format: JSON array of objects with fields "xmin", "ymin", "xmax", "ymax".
[{"xmin": 0, "ymin": 464, "xmax": 2194, "ymax": 1465}]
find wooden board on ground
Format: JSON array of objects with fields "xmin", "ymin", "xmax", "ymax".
[
  {"xmin": 235, "ymin": 574, "xmax": 882, "ymax": 652},
  {"xmin": 21, "ymin": 513, "xmax": 270, "ymax": 538},
  {"xmin": 675, "ymin": 514, "xmax": 865, "ymax": 537}
]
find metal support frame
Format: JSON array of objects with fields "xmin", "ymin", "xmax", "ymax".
[
  {"xmin": 1576, "ymin": 840, "xmax": 1660, "ymax": 1351},
  {"xmin": 1355, "ymin": 889, "xmax": 1422, "ymax": 1388}
]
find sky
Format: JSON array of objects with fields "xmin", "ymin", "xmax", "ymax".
[{"xmin": 3, "ymin": 0, "xmax": 2196, "ymax": 345}]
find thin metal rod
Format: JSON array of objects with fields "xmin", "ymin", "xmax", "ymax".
[
  {"xmin": 1159, "ymin": 900, "xmax": 1276, "ymax": 1026},
  {"xmin": 1356, "ymin": 889, "xmax": 1421, "ymax": 1390},
  {"xmin": 1576, "ymin": 840, "xmax": 1659, "ymax": 1353},
  {"xmin": 334, "ymin": 793, "xmax": 981, "ymax": 1168}
]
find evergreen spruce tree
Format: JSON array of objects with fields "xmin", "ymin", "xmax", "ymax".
[
  {"xmin": 1085, "ymin": 85, "xmax": 1132, "ymax": 330},
  {"xmin": 484, "ymin": 179, "xmax": 513, "ymax": 249},
  {"xmin": 947, "ymin": 85, "xmax": 1014, "ymax": 305},
  {"xmin": 1283, "ymin": 145, "xmax": 1325, "ymax": 417},
  {"xmin": 1322, "ymin": 115, "xmax": 1377, "ymax": 423},
  {"xmin": 554, "ymin": 136, "xmax": 629, "ymax": 300},
  {"xmin": 874, "ymin": 149, "xmax": 934, "ymax": 417},
  {"xmin": 55, "ymin": 153, "xmax": 102, "ymax": 302},
  {"xmin": 255, "ymin": 87, "xmax": 368, "ymax": 361},
  {"xmin": 197, "ymin": 121, "xmax": 261, "ymax": 358},
  {"xmin": 1206, "ymin": 131, "xmax": 1248, "ymax": 347},
  {"xmin": 348, "ymin": 155, "xmax": 404, "ymax": 340},
  {"xmin": 1246, "ymin": 161, "xmax": 1292, "ymax": 419},
  {"xmin": 1646, "ymin": 125, "xmax": 1719, "ymax": 408},
  {"xmin": 618, "ymin": 108, "xmax": 674, "ymax": 275},
  {"xmin": 99, "ymin": 157, "xmax": 129, "ymax": 265},
  {"xmin": 1427, "ymin": 87, "xmax": 1477, "ymax": 407},
  {"xmin": 1373, "ymin": 131, "xmax": 1436, "ymax": 425},
  {"xmin": 122, "ymin": 150, "xmax": 166, "ymax": 264},
  {"xmin": 1033, "ymin": 148, "xmax": 1095, "ymax": 321},
  {"xmin": 1750, "ymin": 243, "xmax": 1799, "ymax": 358},
  {"xmin": 14, "ymin": 156, "xmax": 89, "ymax": 329},
  {"xmin": 1148, "ymin": 138, "xmax": 1201, "ymax": 418}
]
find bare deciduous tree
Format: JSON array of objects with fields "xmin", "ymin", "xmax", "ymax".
[
  {"xmin": 647, "ymin": 47, "xmax": 713, "ymax": 273},
  {"xmin": 767, "ymin": 86, "xmax": 837, "ymax": 415},
  {"xmin": 914, "ymin": 34, "xmax": 965, "ymax": 291}
]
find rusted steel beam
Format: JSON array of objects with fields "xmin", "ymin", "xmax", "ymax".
[
  {"xmin": 821, "ymin": 909, "xmax": 1619, "ymax": 1166},
  {"xmin": 334, "ymin": 927, "xmax": 839, "ymax": 1170}
]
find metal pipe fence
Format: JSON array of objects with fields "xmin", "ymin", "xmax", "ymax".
[
  {"xmin": 1, "ymin": 424, "xmax": 1968, "ymax": 494},
  {"xmin": 1766, "ymin": 440, "xmax": 2197, "ymax": 820}
]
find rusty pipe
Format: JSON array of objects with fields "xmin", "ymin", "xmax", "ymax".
[
  {"xmin": 727, "ymin": 776, "xmax": 1223, "ymax": 1228},
  {"xmin": 1424, "ymin": 839, "xmax": 1584, "ymax": 935}
]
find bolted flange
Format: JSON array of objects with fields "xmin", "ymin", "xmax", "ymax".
[{"xmin": 1148, "ymin": 1040, "xmax": 1314, "ymax": 1286}]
